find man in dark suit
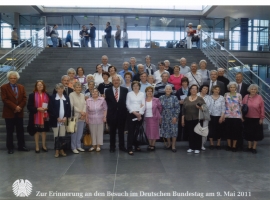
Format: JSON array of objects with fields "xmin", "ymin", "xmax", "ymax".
[
  {"xmin": 203, "ymin": 70, "xmax": 225, "ymax": 96},
  {"xmin": 105, "ymin": 76, "xmax": 129, "ymax": 152},
  {"xmin": 217, "ymin": 68, "xmax": 230, "ymax": 93},
  {"xmin": 53, "ymin": 75, "xmax": 73, "ymax": 96},
  {"xmin": 1, "ymin": 71, "xmax": 29, "ymax": 154}
]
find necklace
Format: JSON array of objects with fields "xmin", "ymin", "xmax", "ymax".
[{"xmin": 190, "ymin": 95, "xmax": 197, "ymax": 101}]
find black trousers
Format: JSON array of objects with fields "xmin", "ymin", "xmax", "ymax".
[
  {"xmin": 186, "ymin": 120, "xmax": 202, "ymax": 151},
  {"xmin": 108, "ymin": 119, "xmax": 126, "ymax": 150},
  {"xmin": 127, "ymin": 113, "xmax": 143, "ymax": 151},
  {"xmin": 5, "ymin": 117, "xmax": 25, "ymax": 150}
]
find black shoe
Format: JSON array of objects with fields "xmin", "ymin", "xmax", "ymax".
[
  {"xmin": 171, "ymin": 148, "xmax": 177, "ymax": 153},
  {"xmin": 147, "ymin": 145, "xmax": 152, "ymax": 151},
  {"xmin": 225, "ymin": 146, "xmax": 231, "ymax": 151},
  {"xmin": 216, "ymin": 146, "xmax": 221, "ymax": 150},
  {"xmin": 18, "ymin": 147, "xmax": 30, "ymax": 152},
  {"xmin": 110, "ymin": 149, "xmax": 115, "ymax": 153},
  {"xmin": 42, "ymin": 147, "xmax": 48, "ymax": 152},
  {"xmin": 35, "ymin": 150, "xmax": 40, "ymax": 153},
  {"xmin": 244, "ymin": 148, "xmax": 252, "ymax": 152},
  {"xmin": 164, "ymin": 145, "xmax": 172, "ymax": 150},
  {"xmin": 209, "ymin": 145, "xmax": 214, "ymax": 150},
  {"xmin": 119, "ymin": 147, "xmax": 127, "ymax": 152},
  {"xmin": 232, "ymin": 147, "xmax": 237, "ymax": 152},
  {"xmin": 150, "ymin": 146, "xmax": 156, "ymax": 151},
  {"xmin": 8, "ymin": 149, "xmax": 14, "ymax": 154},
  {"xmin": 252, "ymin": 149, "xmax": 257, "ymax": 154}
]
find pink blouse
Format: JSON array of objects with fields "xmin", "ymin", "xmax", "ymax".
[
  {"xmin": 86, "ymin": 97, "xmax": 107, "ymax": 124},
  {"xmin": 243, "ymin": 94, "xmax": 265, "ymax": 119},
  {"xmin": 168, "ymin": 74, "xmax": 185, "ymax": 91}
]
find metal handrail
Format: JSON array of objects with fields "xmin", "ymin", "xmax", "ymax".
[
  {"xmin": 200, "ymin": 29, "xmax": 270, "ymax": 126},
  {"xmin": 0, "ymin": 27, "xmax": 46, "ymax": 86}
]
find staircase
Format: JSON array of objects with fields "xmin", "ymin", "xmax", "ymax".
[{"xmin": 0, "ymin": 47, "xmax": 269, "ymax": 144}]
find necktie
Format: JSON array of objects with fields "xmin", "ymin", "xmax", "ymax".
[
  {"xmin": 65, "ymin": 87, "xmax": 68, "ymax": 95},
  {"xmin": 115, "ymin": 88, "xmax": 118, "ymax": 102},
  {"xmin": 209, "ymin": 81, "xmax": 214, "ymax": 95},
  {"xmin": 12, "ymin": 85, "xmax": 18, "ymax": 98},
  {"xmin": 237, "ymin": 84, "xmax": 240, "ymax": 93}
]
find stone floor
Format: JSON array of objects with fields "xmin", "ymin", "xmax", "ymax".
[{"xmin": 0, "ymin": 135, "xmax": 270, "ymax": 200}]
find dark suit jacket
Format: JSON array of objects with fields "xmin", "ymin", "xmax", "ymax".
[
  {"xmin": 105, "ymin": 26, "xmax": 112, "ymax": 38},
  {"xmin": 133, "ymin": 73, "xmax": 141, "ymax": 82},
  {"xmin": 203, "ymin": 80, "xmax": 225, "ymax": 96},
  {"xmin": 105, "ymin": 86, "xmax": 128, "ymax": 124},
  {"xmin": 27, "ymin": 92, "xmax": 50, "ymax": 135},
  {"xmin": 1, "ymin": 83, "xmax": 27, "ymax": 118},
  {"xmin": 48, "ymin": 94, "xmax": 71, "ymax": 128},
  {"xmin": 239, "ymin": 82, "xmax": 249, "ymax": 99},
  {"xmin": 52, "ymin": 87, "xmax": 73, "ymax": 96}
]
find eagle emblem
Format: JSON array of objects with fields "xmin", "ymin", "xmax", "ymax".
[{"xmin": 12, "ymin": 179, "xmax": 32, "ymax": 197}]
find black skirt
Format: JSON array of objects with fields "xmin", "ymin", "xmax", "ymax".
[
  {"xmin": 244, "ymin": 118, "xmax": 264, "ymax": 141},
  {"xmin": 225, "ymin": 118, "xmax": 243, "ymax": 140},
  {"xmin": 208, "ymin": 116, "xmax": 222, "ymax": 140}
]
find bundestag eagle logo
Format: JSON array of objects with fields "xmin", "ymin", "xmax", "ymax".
[{"xmin": 12, "ymin": 179, "xmax": 32, "ymax": 197}]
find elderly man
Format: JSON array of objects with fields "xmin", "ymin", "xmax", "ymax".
[
  {"xmin": 144, "ymin": 55, "xmax": 157, "ymax": 75},
  {"xmin": 154, "ymin": 72, "xmax": 175, "ymax": 98},
  {"xmin": 164, "ymin": 60, "xmax": 173, "ymax": 75},
  {"xmin": 115, "ymin": 25, "xmax": 121, "ymax": 48},
  {"xmin": 128, "ymin": 57, "xmax": 138, "ymax": 74},
  {"xmin": 1, "ymin": 71, "xmax": 29, "ymax": 154},
  {"xmin": 133, "ymin": 64, "xmax": 145, "ymax": 81},
  {"xmin": 140, "ymin": 72, "xmax": 151, "ymax": 93},
  {"xmin": 105, "ymin": 76, "xmax": 128, "ymax": 153},
  {"xmin": 185, "ymin": 62, "xmax": 202, "ymax": 87},
  {"xmin": 203, "ymin": 70, "xmax": 225, "ymax": 95},
  {"xmin": 235, "ymin": 72, "xmax": 249, "ymax": 99},
  {"xmin": 53, "ymin": 75, "xmax": 74, "ymax": 96},
  {"xmin": 217, "ymin": 68, "xmax": 230, "ymax": 92},
  {"xmin": 118, "ymin": 61, "xmax": 134, "ymax": 80},
  {"xmin": 100, "ymin": 55, "xmax": 111, "ymax": 72},
  {"xmin": 179, "ymin": 57, "xmax": 190, "ymax": 75}
]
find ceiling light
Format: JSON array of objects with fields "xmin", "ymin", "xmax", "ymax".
[{"xmin": 228, "ymin": 60, "xmax": 236, "ymax": 63}]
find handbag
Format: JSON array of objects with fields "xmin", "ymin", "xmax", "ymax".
[
  {"xmin": 192, "ymin": 35, "xmax": 199, "ymax": 42},
  {"xmin": 54, "ymin": 126, "xmax": 71, "ymax": 150},
  {"xmin": 135, "ymin": 124, "xmax": 149, "ymax": 146},
  {"xmin": 199, "ymin": 104, "xmax": 211, "ymax": 121},
  {"xmin": 83, "ymin": 125, "xmax": 92, "ymax": 146},
  {"xmin": 242, "ymin": 95, "xmax": 249, "ymax": 116},
  {"xmin": 66, "ymin": 107, "xmax": 77, "ymax": 134},
  {"xmin": 194, "ymin": 110, "xmax": 209, "ymax": 137}
]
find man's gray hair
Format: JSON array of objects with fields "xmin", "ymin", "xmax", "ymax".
[
  {"xmin": 61, "ymin": 75, "xmax": 70, "ymax": 81},
  {"xmin": 7, "ymin": 71, "xmax": 20, "ymax": 79},
  {"xmin": 123, "ymin": 61, "xmax": 129, "ymax": 65},
  {"xmin": 137, "ymin": 64, "xmax": 144, "ymax": 69},
  {"xmin": 210, "ymin": 70, "xmax": 218, "ymax": 75},
  {"xmin": 101, "ymin": 55, "xmax": 108, "ymax": 59},
  {"xmin": 227, "ymin": 81, "xmax": 238, "ymax": 90},
  {"xmin": 247, "ymin": 84, "xmax": 259, "ymax": 93},
  {"xmin": 180, "ymin": 57, "xmax": 186, "ymax": 62},
  {"xmin": 55, "ymin": 83, "xmax": 65, "ymax": 90},
  {"xmin": 161, "ymin": 72, "xmax": 169, "ymax": 77},
  {"xmin": 148, "ymin": 75, "xmax": 155, "ymax": 80},
  {"xmin": 67, "ymin": 68, "xmax": 76, "ymax": 75}
]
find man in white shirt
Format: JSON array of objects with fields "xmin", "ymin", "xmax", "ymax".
[
  {"xmin": 185, "ymin": 62, "xmax": 202, "ymax": 87},
  {"xmin": 100, "ymin": 55, "xmax": 111, "ymax": 72},
  {"xmin": 118, "ymin": 61, "xmax": 134, "ymax": 80},
  {"xmin": 139, "ymin": 72, "xmax": 151, "ymax": 93},
  {"xmin": 203, "ymin": 70, "xmax": 225, "ymax": 95},
  {"xmin": 179, "ymin": 57, "xmax": 190, "ymax": 75}
]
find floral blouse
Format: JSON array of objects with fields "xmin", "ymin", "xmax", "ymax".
[
  {"xmin": 209, "ymin": 95, "xmax": 225, "ymax": 116},
  {"xmin": 224, "ymin": 92, "xmax": 242, "ymax": 118}
]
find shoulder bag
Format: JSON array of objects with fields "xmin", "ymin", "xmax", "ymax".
[
  {"xmin": 242, "ymin": 95, "xmax": 249, "ymax": 116},
  {"xmin": 194, "ymin": 109, "xmax": 209, "ymax": 137},
  {"xmin": 190, "ymin": 73, "xmax": 201, "ymax": 87},
  {"xmin": 54, "ymin": 126, "xmax": 71, "ymax": 150},
  {"xmin": 66, "ymin": 106, "xmax": 77, "ymax": 134}
]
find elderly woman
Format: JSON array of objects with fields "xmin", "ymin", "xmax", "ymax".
[
  {"xmin": 85, "ymin": 80, "xmax": 96, "ymax": 100},
  {"xmin": 93, "ymin": 64, "xmax": 104, "ymax": 86},
  {"xmin": 48, "ymin": 83, "xmax": 71, "ymax": 158},
  {"xmin": 67, "ymin": 68, "xmax": 78, "ymax": 89},
  {"xmin": 69, "ymin": 82, "xmax": 86, "ymax": 154},
  {"xmin": 182, "ymin": 84, "xmax": 206, "ymax": 154},
  {"xmin": 164, "ymin": 60, "xmax": 173, "ymax": 75},
  {"xmin": 224, "ymin": 82, "xmax": 243, "ymax": 152},
  {"xmin": 147, "ymin": 75, "xmax": 156, "ymax": 87},
  {"xmin": 83, "ymin": 74, "xmax": 95, "ymax": 91},
  {"xmin": 126, "ymin": 81, "xmax": 145, "ymax": 155},
  {"xmin": 97, "ymin": 72, "xmax": 113, "ymax": 97},
  {"xmin": 197, "ymin": 60, "xmax": 210, "ymax": 83},
  {"xmin": 144, "ymin": 86, "xmax": 162, "ymax": 151},
  {"xmin": 208, "ymin": 85, "xmax": 225, "ymax": 150},
  {"xmin": 27, "ymin": 81, "xmax": 50, "ymax": 153},
  {"xmin": 121, "ymin": 72, "xmax": 133, "ymax": 92},
  {"xmin": 168, "ymin": 65, "xmax": 185, "ymax": 91},
  {"xmin": 86, "ymin": 88, "xmax": 107, "ymax": 152},
  {"xmin": 186, "ymin": 23, "xmax": 194, "ymax": 49},
  {"xmin": 76, "ymin": 67, "xmax": 87, "ymax": 85},
  {"xmin": 185, "ymin": 62, "xmax": 202, "ymax": 87},
  {"xmin": 176, "ymin": 77, "xmax": 189, "ymax": 141},
  {"xmin": 159, "ymin": 85, "xmax": 180, "ymax": 152},
  {"xmin": 108, "ymin": 66, "xmax": 124, "ymax": 84},
  {"xmin": 243, "ymin": 84, "xmax": 265, "ymax": 154},
  {"xmin": 154, "ymin": 61, "xmax": 169, "ymax": 84},
  {"xmin": 128, "ymin": 57, "xmax": 138, "ymax": 74}
]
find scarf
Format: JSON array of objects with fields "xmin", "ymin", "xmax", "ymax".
[{"xmin": 34, "ymin": 92, "xmax": 49, "ymax": 127}]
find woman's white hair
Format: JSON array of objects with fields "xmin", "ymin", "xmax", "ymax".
[
  {"xmin": 199, "ymin": 59, "xmax": 207, "ymax": 66},
  {"xmin": 165, "ymin": 84, "xmax": 173, "ymax": 90},
  {"xmin": 227, "ymin": 81, "xmax": 238, "ymax": 90},
  {"xmin": 67, "ymin": 68, "xmax": 76, "ymax": 75},
  {"xmin": 86, "ymin": 74, "xmax": 95, "ymax": 80},
  {"xmin": 7, "ymin": 71, "xmax": 20, "ymax": 79},
  {"xmin": 55, "ymin": 83, "xmax": 64, "ymax": 90},
  {"xmin": 247, "ymin": 84, "xmax": 259, "ymax": 92}
]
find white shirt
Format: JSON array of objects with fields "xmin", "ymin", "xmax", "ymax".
[
  {"xmin": 101, "ymin": 63, "xmax": 111, "ymax": 72},
  {"xmin": 154, "ymin": 70, "xmax": 169, "ymax": 84},
  {"xmin": 93, "ymin": 73, "xmax": 104, "ymax": 86},
  {"xmin": 55, "ymin": 93, "xmax": 66, "ymax": 126},
  {"xmin": 180, "ymin": 66, "xmax": 190, "ymax": 75},
  {"xmin": 145, "ymin": 101, "xmax": 153, "ymax": 117},
  {"xmin": 209, "ymin": 80, "xmax": 217, "ymax": 94},
  {"xmin": 237, "ymin": 82, "xmax": 242, "ymax": 92},
  {"xmin": 113, "ymin": 87, "xmax": 120, "ymax": 102},
  {"xmin": 126, "ymin": 91, "xmax": 145, "ymax": 114},
  {"xmin": 185, "ymin": 71, "xmax": 202, "ymax": 87}
]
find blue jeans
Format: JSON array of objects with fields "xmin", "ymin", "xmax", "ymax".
[
  {"xmin": 196, "ymin": 39, "xmax": 200, "ymax": 49},
  {"xmin": 51, "ymin": 37, "xmax": 58, "ymax": 48},
  {"xmin": 81, "ymin": 38, "xmax": 89, "ymax": 47},
  {"xmin": 90, "ymin": 38, "xmax": 95, "ymax": 48},
  {"xmin": 106, "ymin": 37, "xmax": 111, "ymax": 47},
  {"xmin": 124, "ymin": 41, "xmax": 129, "ymax": 48},
  {"xmin": 116, "ymin": 39, "xmax": 120, "ymax": 48}
]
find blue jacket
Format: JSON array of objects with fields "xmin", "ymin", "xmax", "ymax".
[
  {"xmin": 65, "ymin": 34, "xmax": 72, "ymax": 43},
  {"xmin": 89, "ymin": 26, "xmax": 96, "ymax": 38},
  {"xmin": 105, "ymin": 26, "xmax": 112, "ymax": 38}
]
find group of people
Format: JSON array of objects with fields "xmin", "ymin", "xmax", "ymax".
[
  {"xmin": 186, "ymin": 23, "xmax": 202, "ymax": 49},
  {"xmin": 1, "ymin": 54, "xmax": 265, "ymax": 157}
]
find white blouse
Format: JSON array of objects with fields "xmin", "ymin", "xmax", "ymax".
[
  {"xmin": 55, "ymin": 93, "xmax": 66, "ymax": 126},
  {"xmin": 145, "ymin": 101, "xmax": 153, "ymax": 117},
  {"xmin": 209, "ymin": 95, "xmax": 225, "ymax": 116},
  {"xmin": 93, "ymin": 73, "xmax": 104, "ymax": 86},
  {"xmin": 126, "ymin": 91, "xmax": 145, "ymax": 115}
]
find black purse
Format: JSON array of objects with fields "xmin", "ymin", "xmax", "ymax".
[
  {"xmin": 241, "ymin": 95, "xmax": 249, "ymax": 116},
  {"xmin": 135, "ymin": 124, "xmax": 149, "ymax": 146},
  {"xmin": 54, "ymin": 126, "xmax": 71, "ymax": 150}
]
